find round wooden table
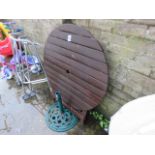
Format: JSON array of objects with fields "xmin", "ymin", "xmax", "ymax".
[{"xmin": 44, "ymin": 24, "xmax": 108, "ymax": 122}]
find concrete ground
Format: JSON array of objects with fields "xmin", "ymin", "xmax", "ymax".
[
  {"xmin": 0, "ymin": 78, "xmax": 65, "ymax": 135},
  {"xmin": 0, "ymin": 77, "xmax": 106, "ymax": 135}
]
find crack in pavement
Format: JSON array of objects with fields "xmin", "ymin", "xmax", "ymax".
[
  {"xmin": 0, "ymin": 95, "xmax": 5, "ymax": 106},
  {"xmin": 0, "ymin": 114, "xmax": 12, "ymax": 133}
]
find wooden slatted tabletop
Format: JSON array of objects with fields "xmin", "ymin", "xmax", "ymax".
[{"xmin": 44, "ymin": 24, "xmax": 108, "ymax": 121}]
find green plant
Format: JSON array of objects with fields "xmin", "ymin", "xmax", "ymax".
[{"xmin": 90, "ymin": 111, "xmax": 109, "ymax": 131}]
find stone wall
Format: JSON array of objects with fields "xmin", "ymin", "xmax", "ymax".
[
  {"xmin": 12, "ymin": 19, "xmax": 155, "ymax": 117},
  {"xmin": 72, "ymin": 19, "xmax": 155, "ymax": 117},
  {"xmin": 12, "ymin": 19, "xmax": 62, "ymax": 58}
]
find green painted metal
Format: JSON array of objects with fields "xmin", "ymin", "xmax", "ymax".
[
  {"xmin": 56, "ymin": 91, "xmax": 64, "ymax": 113},
  {"xmin": 45, "ymin": 91, "xmax": 78, "ymax": 132}
]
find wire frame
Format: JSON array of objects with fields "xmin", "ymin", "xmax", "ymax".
[{"xmin": 11, "ymin": 38, "xmax": 49, "ymax": 100}]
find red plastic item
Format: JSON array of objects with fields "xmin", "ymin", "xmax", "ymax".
[{"xmin": 0, "ymin": 37, "xmax": 13, "ymax": 56}]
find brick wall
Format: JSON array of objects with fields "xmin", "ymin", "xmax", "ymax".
[
  {"xmin": 72, "ymin": 19, "xmax": 155, "ymax": 117},
  {"xmin": 12, "ymin": 19, "xmax": 155, "ymax": 117}
]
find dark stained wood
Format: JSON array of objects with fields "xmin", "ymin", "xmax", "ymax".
[
  {"xmin": 45, "ymin": 60, "xmax": 107, "ymax": 97},
  {"xmin": 44, "ymin": 24, "xmax": 109, "ymax": 122},
  {"xmin": 45, "ymin": 44, "xmax": 107, "ymax": 73},
  {"xmin": 44, "ymin": 55, "xmax": 108, "ymax": 90},
  {"xmin": 45, "ymin": 65, "xmax": 103, "ymax": 102},
  {"xmin": 51, "ymin": 29, "xmax": 102, "ymax": 51},
  {"xmin": 45, "ymin": 51, "xmax": 107, "ymax": 82},
  {"xmin": 47, "ymin": 36, "xmax": 106, "ymax": 62},
  {"xmin": 58, "ymin": 24, "xmax": 92, "ymax": 38}
]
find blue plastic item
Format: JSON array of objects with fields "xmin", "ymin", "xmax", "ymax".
[
  {"xmin": 25, "ymin": 55, "xmax": 39, "ymax": 65},
  {"xmin": 1, "ymin": 66, "xmax": 13, "ymax": 79},
  {"xmin": 45, "ymin": 91, "xmax": 78, "ymax": 132}
]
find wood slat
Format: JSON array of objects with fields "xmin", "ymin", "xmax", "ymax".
[
  {"xmin": 63, "ymin": 103, "xmax": 87, "ymax": 122},
  {"xmin": 44, "ymin": 60, "xmax": 107, "ymax": 97},
  {"xmin": 48, "ymin": 79, "xmax": 92, "ymax": 110},
  {"xmin": 44, "ymin": 56, "xmax": 108, "ymax": 89},
  {"xmin": 47, "ymin": 36, "xmax": 106, "ymax": 62},
  {"xmin": 45, "ymin": 51, "xmax": 107, "ymax": 82},
  {"xmin": 58, "ymin": 24, "xmax": 92, "ymax": 38},
  {"xmin": 45, "ymin": 64, "xmax": 103, "ymax": 101},
  {"xmin": 46, "ymin": 44, "xmax": 107, "ymax": 73},
  {"xmin": 51, "ymin": 29, "xmax": 102, "ymax": 51},
  {"xmin": 47, "ymin": 72, "xmax": 101, "ymax": 110}
]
